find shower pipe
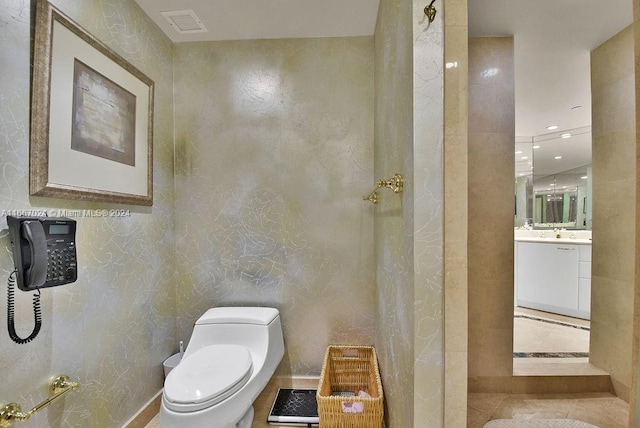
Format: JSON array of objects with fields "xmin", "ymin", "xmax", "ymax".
[
  {"xmin": 0, "ymin": 375, "xmax": 80, "ymax": 427},
  {"xmin": 363, "ymin": 174, "xmax": 404, "ymax": 204}
]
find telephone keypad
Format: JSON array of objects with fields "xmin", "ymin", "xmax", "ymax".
[{"xmin": 46, "ymin": 244, "xmax": 77, "ymax": 285}]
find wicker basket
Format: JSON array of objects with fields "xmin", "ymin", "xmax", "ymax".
[{"xmin": 316, "ymin": 345, "xmax": 384, "ymax": 427}]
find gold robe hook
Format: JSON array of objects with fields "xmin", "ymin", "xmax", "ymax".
[{"xmin": 424, "ymin": 0, "xmax": 437, "ymax": 23}]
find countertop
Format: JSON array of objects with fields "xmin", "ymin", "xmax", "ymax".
[{"xmin": 514, "ymin": 236, "xmax": 592, "ymax": 245}]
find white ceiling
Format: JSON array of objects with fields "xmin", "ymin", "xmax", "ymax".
[
  {"xmin": 469, "ymin": 0, "xmax": 633, "ymax": 138},
  {"xmin": 469, "ymin": 0, "xmax": 632, "ymax": 190},
  {"xmin": 133, "ymin": 0, "xmax": 381, "ymax": 42}
]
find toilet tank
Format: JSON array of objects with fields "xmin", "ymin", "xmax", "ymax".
[
  {"xmin": 197, "ymin": 307, "xmax": 279, "ymax": 326},
  {"xmin": 185, "ymin": 307, "xmax": 283, "ymax": 363}
]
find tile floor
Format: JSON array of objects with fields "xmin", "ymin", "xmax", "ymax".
[
  {"xmin": 512, "ymin": 307, "xmax": 599, "ymax": 375},
  {"xmin": 468, "ymin": 392, "xmax": 629, "ymax": 428},
  {"xmin": 469, "ymin": 307, "xmax": 629, "ymax": 428},
  {"xmin": 513, "ymin": 307, "xmax": 590, "ymax": 356},
  {"xmin": 147, "ymin": 392, "xmax": 630, "ymax": 428},
  {"xmin": 145, "ymin": 308, "xmax": 629, "ymax": 427}
]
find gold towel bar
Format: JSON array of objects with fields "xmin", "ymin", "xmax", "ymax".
[
  {"xmin": 363, "ymin": 174, "xmax": 404, "ymax": 204},
  {"xmin": 0, "ymin": 375, "xmax": 79, "ymax": 427}
]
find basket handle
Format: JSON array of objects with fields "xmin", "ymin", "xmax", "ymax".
[{"xmin": 341, "ymin": 348, "xmax": 360, "ymax": 358}]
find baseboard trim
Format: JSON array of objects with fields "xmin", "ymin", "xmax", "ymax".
[
  {"xmin": 268, "ymin": 375, "xmax": 321, "ymax": 389},
  {"xmin": 123, "ymin": 390, "xmax": 163, "ymax": 428}
]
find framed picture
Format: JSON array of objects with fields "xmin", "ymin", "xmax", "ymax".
[{"xmin": 30, "ymin": 0, "xmax": 154, "ymax": 206}]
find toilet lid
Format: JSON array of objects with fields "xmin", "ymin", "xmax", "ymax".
[{"xmin": 164, "ymin": 344, "xmax": 253, "ymax": 409}]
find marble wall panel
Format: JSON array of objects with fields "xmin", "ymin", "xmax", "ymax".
[
  {"xmin": 467, "ymin": 37, "xmax": 515, "ymax": 381},
  {"xmin": 632, "ymin": 2, "xmax": 640, "ymax": 423},
  {"xmin": 590, "ymin": 24, "xmax": 636, "ymax": 402},
  {"xmin": 374, "ymin": 0, "xmax": 445, "ymax": 425},
  {"xmin": 412, "ymin": 0, "xmax": 445, "ymax": 425},
  {"xmin": 444, "ymin": 0, "xmax": 469, "ymax": 424}
]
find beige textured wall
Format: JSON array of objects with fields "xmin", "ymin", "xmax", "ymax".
[
  {"xmin": 374, "ymin": 1, "xmax": 415, "ymax": 425},
  {"xmin": 590, "ymin": 25, "xmax": 636, "ymax": 402},
  {"xmin": 467, "ymin": 37, "xmax": 515, "ymax": 381},
  {"xmin": 0, "ymin": 0, "xmax": 176, "ymax": 426},
  {"xmin": 0, "ymin": 1, "xmax": 452, "ymax": 426},
  {"xmin": 172, "ymin": 37, "xmax": 376, "ymax": 377},
  {"xmin": 374, "ymin": 0, "xmax": 445, "ymax": 426}
]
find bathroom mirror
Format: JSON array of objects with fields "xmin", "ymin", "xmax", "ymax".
[
  {"xmin": 515, "ymin": 127, "xmax": 592, "ymax": 230},
  {"xmin": 514, "ymin": 136, "xmax": 533, "ymax": 228},
  {"xmin": 531, "ymin": 126, "xmax": 592, "ymax": 230}
]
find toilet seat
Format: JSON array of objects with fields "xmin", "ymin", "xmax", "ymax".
[{"xmin": 163, "ymin": 344, "xmax": 253, "ymax": 412}]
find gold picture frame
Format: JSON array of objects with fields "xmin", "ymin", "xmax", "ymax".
[{"xmin": 30, "ymin": 0, "xmax": 154, "ymax": 206}]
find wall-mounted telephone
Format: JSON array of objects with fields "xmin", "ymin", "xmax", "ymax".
[
  {"xmin": 7, "ymin": 216, "xmax": 77, "ymax": 290},
  {"xmin": 5, "ymin": 216, "xmax": 78, "ymax": 344}
]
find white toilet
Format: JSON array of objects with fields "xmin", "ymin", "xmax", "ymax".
[{"xmin": 160, "ymin": 307, "xmax": 285, "ymax": 428}]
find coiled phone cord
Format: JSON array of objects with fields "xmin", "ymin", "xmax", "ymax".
[{"xmin": 6, "ymin": 270, "xmax": 42, "ymax": 344}]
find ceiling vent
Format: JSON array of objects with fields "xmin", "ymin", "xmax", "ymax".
[{"xmin": 161, "ymin": 10, "xmax": 208, "ymax": 34}]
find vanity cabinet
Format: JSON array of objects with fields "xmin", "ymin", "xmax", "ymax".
[{"xmin": 515, "ymin": 240, "xmax": 591, "ymax": 320}]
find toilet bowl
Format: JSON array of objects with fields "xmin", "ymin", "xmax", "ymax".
[{"xmin": 160, "ymin": 307, "xmax": 285, "ymax": 428}]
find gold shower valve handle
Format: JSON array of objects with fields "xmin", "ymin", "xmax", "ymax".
[
  {"xmin": 363, "ymin": 190, "xmax": 380, "ymax": 204},
  {"xmin": 0, "ymin": 375, "xmax": 79, "ymax": 427},
  {"xmin": 377, "ymin": 173, "xmax": 404, "ymax": 194},
  {"xmin": 363, "ymin": 174, "xmax": 404, "ymax": 204}
]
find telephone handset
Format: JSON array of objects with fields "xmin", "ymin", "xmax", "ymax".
[
  {"xmin": 5, "ymin": 216, "xmax": 78, "ymax": 344},
  {"xmin": 7, "ymin": 216, "xmax": 77, "ymax": 290}
]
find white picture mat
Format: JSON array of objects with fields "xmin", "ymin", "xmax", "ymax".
[{"xmin": 48, "ymin": 20, "xmax": 149, "ymax": 196}]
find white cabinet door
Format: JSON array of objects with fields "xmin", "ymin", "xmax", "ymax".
[
  {"xmin": 517, "ymin": 242, "xmax": 580, "ymax": 312},
  {"xmin": 578, "ymin": 278, "xmax": 591, "ymax": 315}
]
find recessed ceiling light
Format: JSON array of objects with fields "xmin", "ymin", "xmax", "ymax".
[
  {"xmin": 515, "ymin": 150, "xmax": 523, "ymax": 154},
  {"xmin": 532, "ymin": 145, "xmax": 540, "ymax": 149},
  {"xmin": 581, "ymin": 176, "xmax": 588, "ymax": 179},
  {"xmin": 521, "ymin": 156, "xmax": 529, "ymax": 160},
  {"xmin": 554, "ymin": 156, "xmax": 562, "ymax": 159},
  {"xmin": 546, "ymin": 125, "xmax": 559, "ymax": 130},
  {"xmin": 560, "ymin": 133, "xmax": 571, "ymax": 139}
]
